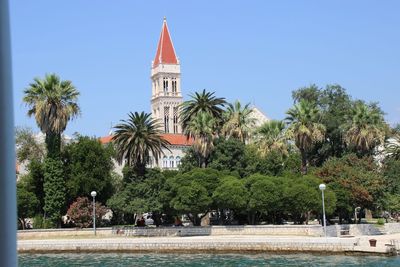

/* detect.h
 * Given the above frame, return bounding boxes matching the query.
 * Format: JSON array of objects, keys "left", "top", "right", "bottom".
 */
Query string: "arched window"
[
  {"left": 164, "top": 106, "right": 170, "bottom": 133},
  {"left": 169, "top": 156, "right": 175, "bottom": 168},
  {"left": 163, "top": 77, "right": 168, "bottom": 92},
  {"left": 172, "top": 78, "right": 177, "bottom": 93},
  {"left": 163, "top": 156, "right": 168, "bottom": 168},
  {"left": 176, "top": 156, "right": 181, "bottom": 167},
  {"left": 173, "top": 107, "right": 178, "bottom": 134}
]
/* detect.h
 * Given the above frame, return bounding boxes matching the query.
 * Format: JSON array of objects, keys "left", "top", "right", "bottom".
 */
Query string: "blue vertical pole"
[{"left": 0, "top": 0, "right": 17, "bottom": 266}]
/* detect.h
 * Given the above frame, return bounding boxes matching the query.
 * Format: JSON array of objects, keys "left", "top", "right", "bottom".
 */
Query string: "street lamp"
[
  {"left": 319, "top": 184, "right": 327, "bottom": 237},
  {"left": 91, "top": 191, "right": 97, "bottom": 236}
]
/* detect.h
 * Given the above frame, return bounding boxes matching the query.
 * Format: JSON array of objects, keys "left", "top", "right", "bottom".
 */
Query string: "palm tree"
[
  {"left": 344, "top": 102, "right": 386, "bottom": 155},
  {"left": 113, "top": 112, "right": 170, "bottom": 176},
  {"left": 23, "top": 74, "right": 80, "bottom": 158},
  {"left": 255, "top": 120, "right": 288, "bottom": 156},
  {"left": 286, "top": 100, "right": 326, "bottom": 174},
  {"left": 180, "top": 89, "right": 226, "bottom": 133},
  {"left": 222, "top": 101, "right": 256, "bottom": 143},
  {"left": 184, "top": 112, "right": 217, "bottom": 167}
]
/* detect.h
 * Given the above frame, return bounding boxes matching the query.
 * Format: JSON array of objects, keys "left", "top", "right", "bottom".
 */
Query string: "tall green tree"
[
  {"left": 315, "top": 154, "right": 385, "bottom": 221},
  {"left": 317, "top": 85, "right": 353, "bottom": 161},
  {"left": 208, "top": 138, "right": 247, "bottom": 177},
  {"left": 18, "top": 160, "right": 45, "bottom": 215},
  {"left": 62, "top": 136, "right": 115, "bottom": 205},
  {"left": 292, "top": 84, "right": 321, "bottom": 104},
  {"left": 184, "top": 112, "right": 217, "bottom": 167},
  {"left": 43, "top": 158, "right": 66, "bottom": 227},
  {"left": 180, "top": 89, "right": 226, "bottom": 133},
  {"left": 213, "top": 176, "right": 248, "bottom": 211},
  {"left": 291, "top": 84, "right": 353, "bottom": 165},
  {"left": 286, "top": 100, "right": 326, "bottom": 174},
  {"left": 17, "top": 184, "right": 39, "bottom": 229},
  {"left": 113, "top": 112, "right": 170, "bottom": 176},
  {"left": 167, "top": 168, "right": 222, "bottom": 226},
  {"left": 245, "top": 174, "right": 285, "bottom": 224},
  {"left": 23, "top": 74, "right": 80, "bottom": 158},
  {"left": 344, "top": 102, "right": 386, "bottom": 156},
  {"left": 222, "top": 101, "right": 255, "bottom": 142}
]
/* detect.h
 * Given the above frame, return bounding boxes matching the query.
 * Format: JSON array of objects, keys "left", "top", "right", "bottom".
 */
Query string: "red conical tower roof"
[{"left": 153, "top": 18, "right": 178, "bottom": 68}]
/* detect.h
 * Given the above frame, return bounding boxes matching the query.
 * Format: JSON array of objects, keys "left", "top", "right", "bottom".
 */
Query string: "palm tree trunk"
[{"left": 134, "top": 163, "right": 146, "bottom": 177}]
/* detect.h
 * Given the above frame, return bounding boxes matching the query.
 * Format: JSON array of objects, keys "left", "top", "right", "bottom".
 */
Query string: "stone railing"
[
  {"left": 18, "top": 228, "right": 112, "bottom": 239},
  {"left": 384, "top": 223, "right": 400, "bottom": 234},
  {"left": 111, "top": 225, "right": 323, "bottom": 237},
  {"left": 326, "top": 223, "right": 400, "bottom": 237}
]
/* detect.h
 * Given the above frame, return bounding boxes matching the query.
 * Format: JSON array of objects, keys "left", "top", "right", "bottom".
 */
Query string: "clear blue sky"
[{"left": 10, "top": 1, "right": 400, "bottom": 136}]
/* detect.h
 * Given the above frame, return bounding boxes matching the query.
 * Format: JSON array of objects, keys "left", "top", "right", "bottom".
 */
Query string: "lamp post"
[
  {"left": 319, "top": 184, "right": 327, "bottom": 237},
  {"left": 91, "top": 191, "right": 97, "bottom": 236}
]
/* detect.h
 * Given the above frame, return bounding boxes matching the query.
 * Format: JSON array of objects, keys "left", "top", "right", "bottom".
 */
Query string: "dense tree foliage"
[
  {"left": 43, "top": 158, "right": 66, "bottom": 227},
  {"left": 107, "top": 169, "right": 167, "bottom": 225},
  {"left": 167, "top": 168, "right": 221, "bottom": 225},
  {"left": 17, "top": 184, "right": 39, "bottom": 229},
  {"left": 62, "top": 136, "right": 115, "bottom": 205},
  {"left": 315, "top": 154, "right": 385, "bottom": 222},
  {"left": 383, "top": 158, "right": 400, "bottom": 194},
  {"left": 291, "top": 85, "right": 387, "bottom": 166},
  {"left": 19, "top": 81, "right": 400, "bottom": 228},
  {"left": 208, "top": 138, "right": 247, "bottom": 176},
  {"left": 18, "top": 160, "right": 45, "bottom": 215}
]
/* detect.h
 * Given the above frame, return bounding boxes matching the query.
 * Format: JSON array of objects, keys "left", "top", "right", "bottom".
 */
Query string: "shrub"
[{"left": 67, "top": 197, "right": 108, "bottom": 228}]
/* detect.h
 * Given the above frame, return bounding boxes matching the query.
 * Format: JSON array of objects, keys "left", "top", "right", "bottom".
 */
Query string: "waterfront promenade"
[{"left": 18, "top": 233, "right": 400, "bottom": 255}]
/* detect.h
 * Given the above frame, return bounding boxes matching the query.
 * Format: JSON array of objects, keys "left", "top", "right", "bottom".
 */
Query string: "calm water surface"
[{"left": 19, "top": 253, "right": 400, "bottom": 267}]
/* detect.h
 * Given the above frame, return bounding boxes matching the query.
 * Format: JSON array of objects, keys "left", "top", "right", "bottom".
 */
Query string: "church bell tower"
[{"left": 151, "top": 18, "right": 183, "bottom": 134}]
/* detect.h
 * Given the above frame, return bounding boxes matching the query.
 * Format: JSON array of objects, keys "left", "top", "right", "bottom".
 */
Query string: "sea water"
[{"left": 18, "top": 253, "right": 400, "bottom": 266}]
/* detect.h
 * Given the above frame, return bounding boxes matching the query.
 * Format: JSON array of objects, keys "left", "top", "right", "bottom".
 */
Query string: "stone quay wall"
[
  {"left": 112, "top": 225, "right": 324, "bottom": 237},
  {"left": 18, "top": 237, "right": 363, "bottom": 254}
]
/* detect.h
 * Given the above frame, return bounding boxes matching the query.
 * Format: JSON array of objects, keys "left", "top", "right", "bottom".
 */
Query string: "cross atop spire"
[{"left": 153, "top": 18, "right": 178, "bottom": 68}]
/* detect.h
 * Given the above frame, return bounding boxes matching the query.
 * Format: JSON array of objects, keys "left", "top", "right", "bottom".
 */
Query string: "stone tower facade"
[{"left": 151, "top": 18, "right": 183, "bottom": 134}]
